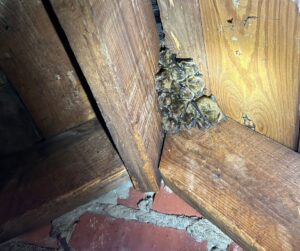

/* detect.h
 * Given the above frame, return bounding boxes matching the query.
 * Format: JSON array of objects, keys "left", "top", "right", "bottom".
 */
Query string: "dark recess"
[{"left": 151, "top": 0, "right": 165, "bottom": 40}]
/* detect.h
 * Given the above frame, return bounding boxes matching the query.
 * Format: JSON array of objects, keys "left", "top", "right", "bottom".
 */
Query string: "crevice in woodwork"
[
  {"left": 41, "top": 0, "right": 118, "bottom": 152},
  {"left": 151, "top": 0, "right": 167, "bottom": 167},
  {"left": 151, "top": 0, "right": 165, "bottom": 41}
]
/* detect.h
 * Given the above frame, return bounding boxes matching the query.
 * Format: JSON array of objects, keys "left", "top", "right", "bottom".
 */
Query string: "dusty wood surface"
[
  {"left": 0, "top": 119, "right": 129, "bottom": 243},
  {"left": 157, "top": 0, "right": 211, "bottom": 90},
  {"left": 160, "top": 119, "right": 300, "bottom": 251},
  {"left": 0, "top": 73, "right": 41, "bottom": 156},
  {"left": 0, "top": 0, "right": 95, "bottom": 137},
  {"left": 51, "top": 0, "right": 163, "bottom": 191},
  {"left": 158, "top": 0, "right": 300, "bottom": 149}
]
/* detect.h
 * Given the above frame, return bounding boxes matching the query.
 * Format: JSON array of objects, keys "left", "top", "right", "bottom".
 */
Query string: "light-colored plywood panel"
[
  {"left": 0, "top": 1, "right": 95, "bottom": 137},
  {"left": 51, "top": 0, "right": 162, "bottom": 191},
  {"left": 161, "top": 119, "right": 300, "bottom": 250},
  {"left": 158, "top": 0, "right": 300, "bottom": 149}
]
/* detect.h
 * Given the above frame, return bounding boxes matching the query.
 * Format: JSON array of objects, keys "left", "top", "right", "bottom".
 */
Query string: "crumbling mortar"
[
  {"left": 0, "top": 183, "right": 232, "bottom": 251},
  {"left": 50, "top": 198, "right": 231, "bottom": 251}
]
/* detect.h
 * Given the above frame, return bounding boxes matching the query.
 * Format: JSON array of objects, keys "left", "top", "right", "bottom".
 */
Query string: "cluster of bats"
[{"left": 155, "top": 47, "right": 226, "bottom": 134}]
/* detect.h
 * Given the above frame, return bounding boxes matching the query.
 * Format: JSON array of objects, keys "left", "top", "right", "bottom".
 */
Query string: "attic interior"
[{"left": 0, "top": 0, "right": 300, "bottom": 250}]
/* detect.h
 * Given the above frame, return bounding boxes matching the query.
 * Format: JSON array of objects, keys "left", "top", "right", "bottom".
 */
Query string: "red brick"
[
  {"left": 19, "top": 224, "right": 58, "bottom": 249},
  {"left": 117, "top": 187, "right": 145, "bottom": 209},
  {"left": 152, "top": 186, "right": 202, "bottom": 217},
  {"left": 70, "top": 213, "right": 207, "bottom": 251}
]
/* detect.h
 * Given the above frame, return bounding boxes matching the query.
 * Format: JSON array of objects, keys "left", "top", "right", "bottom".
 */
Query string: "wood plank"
[
  {"left": 158, "top": 0, "right": 300, "bottom": 149},
  {"left": 0, "top": 0, "right": 95, "bottom": 137},
  {"left": 157, "top": 0, "right": 211, "bottom": 90},
  {"left": 0, "top": 119, "right": 129, "bottom": 243},
  {"left": 160, "top": 119, "right": 300, "bottom": 251},
  {"left": 50, "top": 0, "right": 163, "bottom": 191},
  {"left": 0, "top": 72, "right": 41, "bottom": 156}
]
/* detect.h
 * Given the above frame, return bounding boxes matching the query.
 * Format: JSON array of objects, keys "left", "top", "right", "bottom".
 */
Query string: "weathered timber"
[
  {"left": 157, "top": 0, "right": 211, "bottom": 90},
  {"left": 160, "top": 119, "right": 300, "bottom": 251},
  {"left": 0, "top": 0, "right": 95, "bottom": 137},
  {"left": 0, "top": 73, "right": 41, "bottom": 156},
  {"left": 158, "top": 0, "right": 300, "bottom": 149},
  {"left": 51, "top": 0, "right": 163, "bottom": 191},
  {"left": 0, "top": 119, "right": 129, "bottom": 243}
]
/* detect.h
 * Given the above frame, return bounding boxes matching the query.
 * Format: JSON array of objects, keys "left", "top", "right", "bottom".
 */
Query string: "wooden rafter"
[
  {"left": 160, "top": 119, "right": 300, "bottom": 250},
  {"left": 0, "top": 119, "right": 129, "bottom": 243}
]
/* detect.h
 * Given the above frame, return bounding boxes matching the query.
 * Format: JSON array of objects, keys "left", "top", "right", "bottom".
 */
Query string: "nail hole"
[{"left": 227, "top": 18, "right": 233, "bottom": 24}]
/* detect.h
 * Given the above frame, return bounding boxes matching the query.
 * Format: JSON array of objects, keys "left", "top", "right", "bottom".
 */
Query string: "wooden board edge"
[{"left": 0, "top": 169, "right": 129, "bottom": 243}]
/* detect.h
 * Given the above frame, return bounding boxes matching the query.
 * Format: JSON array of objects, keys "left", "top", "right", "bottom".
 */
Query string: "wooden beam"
[
  {"left": 0, "top": 0, "right": 95, "bottom": 137},
  {"left": 0, "top": 119, "right": 129, "bottom": 243},
  {"left": 158, "top": 0, "right": 300, "bottom": 149},
  {"left": 50, "top": 0, "right": 163, "bottom": 191},
  {"left": 160, "top": 119, "right": 300, "bottom": 251},
  {"left": 157, "top": 0, "right": 211, "bottom": 89}
]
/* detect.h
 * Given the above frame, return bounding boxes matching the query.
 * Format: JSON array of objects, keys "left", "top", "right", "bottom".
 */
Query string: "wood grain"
[
  {"left": 0, "top": 119, "right": 129, "bottom": 243},
  {"left": 0, "top": 0, "right": 95, "bottom": 137},
  {"left": 158, "top": 0, "right": 300, "bottom": 149},
  {"left": 157, "top": 0, "right": 211, "bottom": 90},
  {"left": 51, "top": 0, "right": 163, "bottom": 191},
  {"left": 160, "top": 119, "right": 300, "bottom": 251}
]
